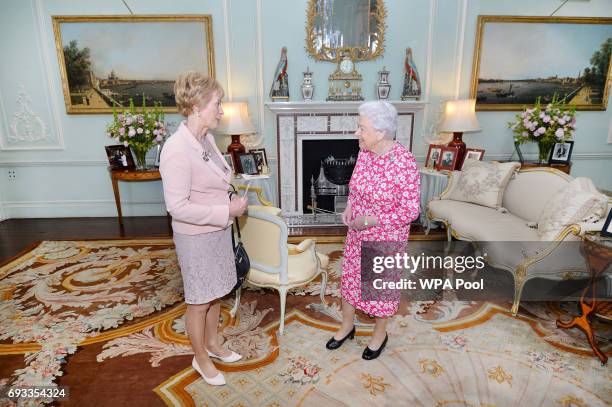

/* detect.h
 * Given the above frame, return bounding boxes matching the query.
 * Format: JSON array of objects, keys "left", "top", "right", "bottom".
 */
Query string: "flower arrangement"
[
  {"left": 508, "top": 95, "right": 576, "bottom": 162},
  {"left": 107, "top": 96, "right": 167, "bottom": 169}
]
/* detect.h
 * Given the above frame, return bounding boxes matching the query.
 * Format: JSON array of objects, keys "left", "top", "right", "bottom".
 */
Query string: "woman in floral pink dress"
[{"left": 326, "top": 101, "right": 420, "bottom": 360}]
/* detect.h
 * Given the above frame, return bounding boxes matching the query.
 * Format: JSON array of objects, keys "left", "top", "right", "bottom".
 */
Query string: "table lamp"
[
  {"left": 438, "top": 99, "right": 480, "bottom": 170},
  {"left": 215, "top": 102, "right": 256, "bottom": 165}
]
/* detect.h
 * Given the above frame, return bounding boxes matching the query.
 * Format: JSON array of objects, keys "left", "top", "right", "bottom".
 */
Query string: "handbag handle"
[{"left": 228, "top": 185, "right": 243, "bottom": 244}]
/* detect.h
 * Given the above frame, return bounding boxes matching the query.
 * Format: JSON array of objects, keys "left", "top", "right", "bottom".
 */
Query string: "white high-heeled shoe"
[
  {"left": 192, "top": 357, "right": 226, "bottom": 386},
  {"left": 207, "top": 349, "right": 243, "bottom": 363}
]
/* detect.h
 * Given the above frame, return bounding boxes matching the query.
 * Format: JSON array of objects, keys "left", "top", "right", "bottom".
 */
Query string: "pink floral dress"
[{"left": 341, "top": 142, "right": 420, "bottom": 317}]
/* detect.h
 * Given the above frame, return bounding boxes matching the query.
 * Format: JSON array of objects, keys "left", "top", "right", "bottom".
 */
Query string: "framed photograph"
[
  {"left": 439, "top": 146, "right": 459, "bottom": 171},
  {"left": 154, "top": 143, "right": 163, "bottom": 167},
  {"left": 601, "top": 209, "right": 612, "bottom": 237},
  {"left": 52, "top": 15, "right": 215, "bottom": 114},
  {"left": 222, "top": 153, "right": 236, "bottom": 173},
  {"left": 249, "top": 148, "right": 268, "bottom": 173},
  {"left": 470, "top": 16, "right": 612, "bottom": 111},
  {"left": 425, "top": 144, "right": 443, "bottom": 169},
  {"left": 462, "top": 148, "right": 485, "bottom": 169},
  {"left": 105, "top": 145, "right": 135, "bottom": 170},
  {"left": 238, "top": 153, "right": 259, "bottom": 175},
  {"left": 549, "top": 140, "right": 574, "bottom": 164}
]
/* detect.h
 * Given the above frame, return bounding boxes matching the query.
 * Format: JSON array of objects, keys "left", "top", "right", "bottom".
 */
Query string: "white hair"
[{"left": 358, "top": 101, "right": 398, "bottom": 139}]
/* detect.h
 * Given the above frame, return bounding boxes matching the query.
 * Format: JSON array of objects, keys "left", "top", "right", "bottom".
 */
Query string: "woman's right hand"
[
  {"left": 341, "top": 201, "right": 352, "bottom": 226},
  {"left": 229, "top": 195, "right": 248, "bottom": 218}
]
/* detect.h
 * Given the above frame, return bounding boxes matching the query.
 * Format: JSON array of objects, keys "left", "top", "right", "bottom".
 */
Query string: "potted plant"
[
  {"left": 107, "top": 96, "right": 167, "bottom": 170},
  {"left": 508, "top": 95, "right": 576, "bottom": 163}
]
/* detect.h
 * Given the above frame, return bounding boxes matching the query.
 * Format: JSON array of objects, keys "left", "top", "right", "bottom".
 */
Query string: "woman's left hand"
[{"left": 350, "top": 215, "right": 378, "bottom": 230}]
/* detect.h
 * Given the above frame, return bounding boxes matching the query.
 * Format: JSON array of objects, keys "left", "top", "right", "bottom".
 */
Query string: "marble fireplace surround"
[{"left": 266, "top": 101, "right": 426, "bottom": 216}]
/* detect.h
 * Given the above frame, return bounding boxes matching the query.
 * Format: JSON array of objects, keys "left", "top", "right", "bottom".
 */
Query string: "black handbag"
[{"left": 229, "top": 187, "right": 250, "bottom": 291}]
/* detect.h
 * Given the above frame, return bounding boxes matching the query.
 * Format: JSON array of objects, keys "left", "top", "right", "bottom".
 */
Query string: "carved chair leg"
[
  {"left": 278, "top": 286, "right": 288, "bottom": 336},
  {"left": 319, "top": 270, "right": 328, "bottom": 307},
  {"left": 511, "top": 277, "right": 526, "bottom": 316},
  {"left": 230, "top": 286, "right": 242, "bottom": 318}
]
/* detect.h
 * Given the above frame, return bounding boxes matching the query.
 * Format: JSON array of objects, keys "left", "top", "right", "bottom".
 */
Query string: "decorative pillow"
[
  {"left": 443, "top": 160, "right": 521, "bottom": 209},
  {"left": 537, "top": 177, "right": 608, "bottom": 240}
]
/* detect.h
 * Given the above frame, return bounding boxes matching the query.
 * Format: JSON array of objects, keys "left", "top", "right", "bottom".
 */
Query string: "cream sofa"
[{"left": 427, "top": 167, "right": 611, "bottom": 315}]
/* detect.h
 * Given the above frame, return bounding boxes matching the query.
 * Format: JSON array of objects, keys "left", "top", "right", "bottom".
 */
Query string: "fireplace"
[
  {"left": 300, "top": 137, "right": 359, "bottom": 214},
  {"left": 266, "top": 102, "right": 422, "bottom": 226}
]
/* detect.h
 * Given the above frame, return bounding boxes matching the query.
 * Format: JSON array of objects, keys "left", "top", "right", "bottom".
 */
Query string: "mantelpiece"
[
  {"left": 265, "top": 100, "right": 426, "bottom": 114},
  {"left": 266, "top": 101, "right": 425, "bottom": 221}
]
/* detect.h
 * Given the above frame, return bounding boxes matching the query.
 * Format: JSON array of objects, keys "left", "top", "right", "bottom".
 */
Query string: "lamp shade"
[
  {"left": 438, "top": 99, "right": 480, "bottom": 133},
  {"left": 215, "top": 102, "right": 256, "bottom": 135}
]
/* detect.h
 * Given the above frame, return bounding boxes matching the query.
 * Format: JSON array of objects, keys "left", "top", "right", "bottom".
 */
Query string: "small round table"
[{"left": 556, "top": 235, "right": 611, "bottom": 365}]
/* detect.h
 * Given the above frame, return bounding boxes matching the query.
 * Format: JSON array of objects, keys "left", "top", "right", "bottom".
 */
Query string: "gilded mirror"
[{"left": 306, "top": 0, "right": 386, "bottom": 62}]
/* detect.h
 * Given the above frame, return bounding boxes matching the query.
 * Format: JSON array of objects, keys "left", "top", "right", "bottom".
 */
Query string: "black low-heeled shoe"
[
  {"left": 325, "top": 326, "right": 356, "bottom": 350},
  {"left": 362, "top": 333, "right": 388, "bottom": 360}
]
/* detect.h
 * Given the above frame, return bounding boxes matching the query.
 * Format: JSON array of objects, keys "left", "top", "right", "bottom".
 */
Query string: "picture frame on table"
[
  {"left": 249, "top": 148, "right": 268, "bottom": 173},
  {"left": 238, "top": 153, "right": 259, "bottom": 175},
  {"left": 52, "top": 15, "right": 215, "bottom": 114},
  {"left": 438, "top": 146, "right": 459, "bottom": 171},
  {"left": 105, "top": 145, "right": 135, "bottom": 170},
  {"left": 154, "top": 142, "right": 163, "bottom": 167},
  {"left": 462, "top": 148, "right": 485, "bottom": 169},
  {"left": 425, "top": 144, "right": 443, "bottom": 169},
  {"left": 548, "top": 140, "right": 574, "bottom": 164},
  {"left": 222, "top": 153, "right": 236, "bottom": 174},
  {"left": 470, "top": 15, "right": 612, "bottom": 111},
  {"left": 601, "top": 209, "right": 612, "bottom": 237}
]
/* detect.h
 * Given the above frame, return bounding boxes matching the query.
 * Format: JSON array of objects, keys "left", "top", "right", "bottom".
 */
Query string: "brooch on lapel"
[{"left": 202, "top": 151, "right": 211, "bottom": 162}]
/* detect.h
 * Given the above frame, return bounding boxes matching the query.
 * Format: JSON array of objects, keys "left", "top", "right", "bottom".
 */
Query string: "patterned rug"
[{"left": 0, "top": 239, "right": 610, "bottom": 406}]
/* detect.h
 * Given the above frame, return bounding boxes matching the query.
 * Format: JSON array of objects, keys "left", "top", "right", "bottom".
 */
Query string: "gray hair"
[{"left": 358, "top": 101, "right": 398, "bottom": 139}]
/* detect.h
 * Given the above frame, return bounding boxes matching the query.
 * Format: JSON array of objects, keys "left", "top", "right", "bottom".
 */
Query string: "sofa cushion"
[
  {"left": 443, "top": 160, "right": 521, "bottom": 209},
  {"left": 537, "top": 177, "right": 608, "bottom": 240},
  {"left": 428, "top": 199, "right": 539, "bottom": 241},
  {"left": 502, "top": 168, "right": 572, "bottom": 223}
]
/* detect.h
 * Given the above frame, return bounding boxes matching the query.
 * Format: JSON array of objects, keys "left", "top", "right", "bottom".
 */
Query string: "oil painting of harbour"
[
  {"left": 52, "top": 16, "right": 215, "bottom": 114},
  {"left": 471, "top": 17, "right": 612, "bottom": 111}
]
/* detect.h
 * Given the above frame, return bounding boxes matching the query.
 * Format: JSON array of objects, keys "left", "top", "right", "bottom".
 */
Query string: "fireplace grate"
[{"left": 284, "top": 213, "right": 344, "bottom": 227}]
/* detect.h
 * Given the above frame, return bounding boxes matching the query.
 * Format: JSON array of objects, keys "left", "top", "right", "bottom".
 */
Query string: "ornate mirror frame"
[{"left": 305, "top": 0, "right": 386, "bottom": 62}]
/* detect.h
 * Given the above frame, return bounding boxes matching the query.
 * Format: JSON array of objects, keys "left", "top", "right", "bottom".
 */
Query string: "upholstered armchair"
[{"left": 230, "top": 206, "right": 329, "bottom": 335}]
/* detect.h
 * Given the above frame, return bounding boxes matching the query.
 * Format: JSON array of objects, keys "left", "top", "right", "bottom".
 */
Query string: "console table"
[
  {"left": 556, "top": 235, "right": 611, "bottom": 365},
  {"left": 109, "top": 168, "right": 170, "bottom": 233}
]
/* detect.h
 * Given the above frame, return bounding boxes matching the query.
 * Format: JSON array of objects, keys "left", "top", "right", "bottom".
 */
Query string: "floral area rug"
[{"left": 0, "top": 239, "right": 610, "bottom": 406}]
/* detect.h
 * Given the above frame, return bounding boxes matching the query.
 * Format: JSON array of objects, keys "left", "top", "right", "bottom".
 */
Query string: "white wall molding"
[
  {"left": 453, "top": 0, "right": 469, "bottom": 99},
  {"left": 6, "top": 85, "right": 53, "bottom": 146},
  {"left": 0, "top": 160, "right": 108, "bottom": 167},
  {"left": 33, "top": 0, "right": 64, "bottom": 149},
  {"left": 419, "top": 0, "right": 437, "bottom": 146},
  {"left": 222, "top": 0, "right": 233, "bottom": 100},
  {"left": 255, "top": 0, "right": 265, "bottom": 142}
]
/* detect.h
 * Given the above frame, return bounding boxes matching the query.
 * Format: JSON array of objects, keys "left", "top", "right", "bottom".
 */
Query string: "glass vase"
[
  {"left": 537, "top": 140, "right": 555, "bottom": 164},
  {"left": 131, "top": 146, "right": 149, "bottom": 170}
]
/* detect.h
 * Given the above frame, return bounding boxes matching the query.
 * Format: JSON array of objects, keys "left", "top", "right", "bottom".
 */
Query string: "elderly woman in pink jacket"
[{"left": 160, "top": 71, "right": 247, "bottom": 386}]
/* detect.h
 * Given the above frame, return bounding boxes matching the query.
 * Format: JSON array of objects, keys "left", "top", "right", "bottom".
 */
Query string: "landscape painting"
[
  {"left": 471, "top": 16, "right": 612, "bottom": 111},
  {"left": 52, "top": 15, "right": 215, "bottom": 114}
]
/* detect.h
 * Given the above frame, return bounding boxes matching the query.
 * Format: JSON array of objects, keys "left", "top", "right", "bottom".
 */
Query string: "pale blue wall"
[{"left": 0, "top": 0, "right": 610, "bottom": 219}]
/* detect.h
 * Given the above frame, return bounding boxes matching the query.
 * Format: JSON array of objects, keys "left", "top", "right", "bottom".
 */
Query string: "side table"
[
  {"left": 556, "top": 235, "right": 611, "bottom": 365},
  {"left": 109, "top": 168, "right": 171, "bottom": 234},
  {"left": 419, "top": 168, "right": 450, "bottom": 231}
]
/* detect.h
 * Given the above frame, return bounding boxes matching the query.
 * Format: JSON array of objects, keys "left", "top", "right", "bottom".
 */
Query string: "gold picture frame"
[
  {"left": 305, "top": 0, "right": 386, "bottom": 63},
  {"left": 52, "top": 15, "right": 215, "bottom": 114},
  {"left": 470, "top": 15, "right": 612, "bottom": 111}
]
